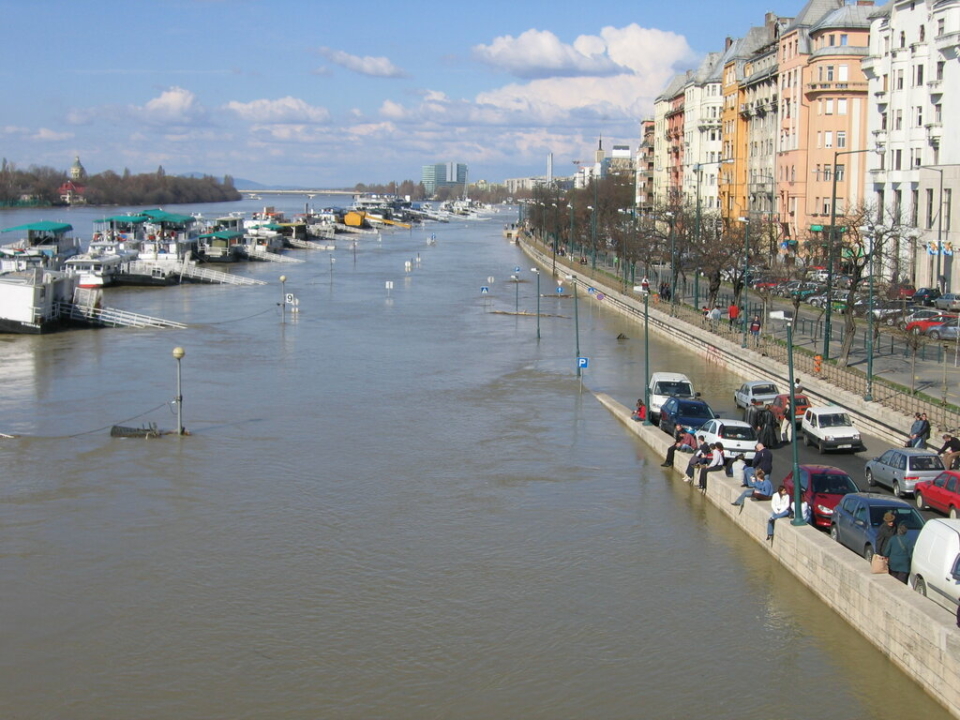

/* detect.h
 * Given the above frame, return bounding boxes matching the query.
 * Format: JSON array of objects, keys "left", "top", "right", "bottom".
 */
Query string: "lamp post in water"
[
  {"left": 172, "top": 346, "right": 185, "bottom": 436},
  {"left": 280, "top": 275, "right": 287, "bottom": 325},
  {"left": 531, "top": 267, "right": 541, "bottom": 340}
]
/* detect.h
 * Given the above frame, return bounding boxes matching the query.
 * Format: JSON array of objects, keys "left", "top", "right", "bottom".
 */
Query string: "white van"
[
  {"left": 648, "top": 372, "right": 697, "bottom": 421},
  {"left": 910, "top": 518, "right": 960, "bottom": 613}
]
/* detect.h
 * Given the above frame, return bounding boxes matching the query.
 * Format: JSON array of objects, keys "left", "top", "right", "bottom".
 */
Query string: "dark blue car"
[
  {"left": 658, "top": 396, "right": 717, "bottom": 435},
  {"left": 830, "top": 492, "right": 925, "bottom": 561}
]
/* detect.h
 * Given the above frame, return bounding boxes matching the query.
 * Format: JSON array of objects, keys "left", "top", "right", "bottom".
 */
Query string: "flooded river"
[{"left": 0, "top": 197, "right": 950, "bottom": 719}]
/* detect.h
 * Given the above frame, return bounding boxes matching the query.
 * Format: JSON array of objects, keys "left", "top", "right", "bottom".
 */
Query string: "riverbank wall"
[{"left": 519, "top": 242, "right": 960, "bottom": 718}]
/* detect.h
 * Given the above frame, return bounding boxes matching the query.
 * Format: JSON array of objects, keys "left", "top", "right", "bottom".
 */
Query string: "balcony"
[
  {"left": 869, "top": 168, "right": 887, "bottom": 182},
  {"left": 936, "top": 30, "right": 960, "bottom": 58},
  {"left": 872, "top": 128, "right": 888, "bottom": 139},
  {"left": 805, "top": 81, "right": 869, "bottom": 95},
  {"left": 928, "top": 78, "right": 944, "bottom": 94},
  {"left": 926, "top": 122, "right": 943, "bottom": 145}
]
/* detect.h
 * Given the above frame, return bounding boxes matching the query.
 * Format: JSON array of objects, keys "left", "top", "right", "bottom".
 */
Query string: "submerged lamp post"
[
  {"left": 531, "top": 267, "right": 541, "bottom": 340},
  {"left": 569, "top": 274, "right": 581, "bottom": 377},
  {"left": 172, "top": 346, "right": 185, "bottom": 436},
  {"left": 280, "top": 274, "right": 287, "bottom": 325}
]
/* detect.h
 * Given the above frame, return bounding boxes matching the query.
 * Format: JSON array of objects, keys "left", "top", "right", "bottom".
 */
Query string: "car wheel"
[
  {"left": 803, "top": 432, "right": 812, "bottom": 447},
  {"left": 886, "top": 316, "right": 897, "bottom": 327},
  {"left": 818, "top": 439, "right": 826, "bottom": 455},
  {"left": 893, "top": 480, "right": 902, "bottom": 498},
  {"left": 951, "top": 507, "right": 958, "bottom": 520},
  {"left": 914, "top": 575, "right": 927, "bottom": 597},
  {"left": 916, "top": 492, "right": 926, "bottom": 510},
  {"left": 898, "top": 321, "right": 907, "bottom": 330},
  {"left": 911, "top": 327, "right": 921, "bottom": 335},
  {"left": 866, "top": 469, "right": 876, "bottom": 487},
  {"left": 930, "top": 330, "right": 941, "bottom": 340},
  {"left": 864, "top": 544, "right": 875, "bottom": 562},
  {"left": 829, "top": 524, "right": 839, "bottom": 541}
]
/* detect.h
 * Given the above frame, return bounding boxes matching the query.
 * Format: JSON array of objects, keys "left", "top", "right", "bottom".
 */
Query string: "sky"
[{"left": 2, "top": 0, "right": 790, "bottom": 188}]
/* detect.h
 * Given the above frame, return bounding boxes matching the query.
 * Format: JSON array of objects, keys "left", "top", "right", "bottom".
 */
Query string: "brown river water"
[{"left": 0, "top": 197, "right": 950, "bottom": 719}]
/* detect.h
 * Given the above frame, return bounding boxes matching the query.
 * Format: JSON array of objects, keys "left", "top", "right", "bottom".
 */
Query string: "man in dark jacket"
[
  {"left": 742, "top": 442, "right": 773, "bottom": 486},
  {"left": 937, "top": 433, "right": 960, "bottom": 470}
]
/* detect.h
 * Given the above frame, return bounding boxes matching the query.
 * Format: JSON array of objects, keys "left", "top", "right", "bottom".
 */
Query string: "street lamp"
[
  {"left": 531, "top": 267, "right": 541, "bottom": 340},
  {"left": 666, "top": 212, "right": 677, "bottom": 313},
  {"left": 642, "top": 284, "right": 652, "bottom": 425},
  {"left": 738, "top": 216, "right": 751, "bottom": 348},
  {"left": 172, "top": 346, "right": 185, "bottom": 436},
  {"left": 568, "top": 274, "right": 581, "bottom": 377},
  {"left": 824, "top": 147, "right": 880, "bottom": 359},
  {"left": 861, "top": 225, "right": 879, "bottom": 401},
  {"left": 925, "top": 166, "right": 946, "bottom": 293},
  {"left": 770, "top": 311, "right": 804, "bottom": 525},
  {"left": 280, "top": 274, "right": 287, "bottom": 324}
]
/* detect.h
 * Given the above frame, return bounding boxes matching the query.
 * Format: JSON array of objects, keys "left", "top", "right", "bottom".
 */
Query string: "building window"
[
  {"left": 826, "top": 65, "right": 835, "bottom": 81},
  {"left": 825, "top": 99, "right": 834, "bottom": 115},
  {"left": 939, "top": 18, "right": 946, "bottom": 36},
  {"left": 837, "top": 131, "right": 847, "bottom": 148},
  {"left": 927, "top": 188, "right": 935, "bottom": 229},
  {"left": 920, "top": 25, "right": 926, "bottom": 42},
  {"left": 916, "top": 106, "right": 924, "bottom": 127},
  {"left": 840, "top": 34, "right": 848, "bottom": 46},
  {"left": 894, "top": 190, "right": 903, "bottom": 222},
  {"left": 836, "top": 164, "right": 845, "bottom": 182},
  {"left": 912, "top": 189, "right": 920, "bottom": 226},
  {"left": 900, "top": 31, "right": 906, "bottom": 48},
  {"left": 825, "top": 131, "right": 834, "bottom": 148},
  {"left": 916, "top": 65, "right": 924, "bottom": 86},
  {"left": 838, "top": 65, "right": 848, "bottom": 82},
  {"left": 946, "top": 189, "right": 953, "bottom": 232},
  {"left": 894, "top": 149, "right": 902, "bottom": 170},
  {"left": 824, "top": 165, "right": 833, "bottom": 182},
  {"left": 837, "top": 98, "right": 847, "bottom": 115},
  {"left": 895, "top": 109, "right": 903, "bottom": 130},
  {"left": 896, "top": 70, "right": 904, "bottom": 90}
]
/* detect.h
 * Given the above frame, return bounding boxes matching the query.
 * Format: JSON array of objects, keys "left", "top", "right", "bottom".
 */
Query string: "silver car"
[
  {"left": 926, "top": 321, "right": 960, "bottom": 341},
  {"left": 733, "top": 380, "right": 780, "bottom": 409},
  {"left": 933, "top": 293, "right": 960, "bottom": 312},
  {"left": 864, "top": 448, "right": 944, "bottom": 497}
]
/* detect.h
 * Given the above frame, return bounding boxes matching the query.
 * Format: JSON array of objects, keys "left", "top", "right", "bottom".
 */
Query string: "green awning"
[
  {"left": 2, "top": 221, "right": 73, "bottom": 234},
  {"left": 199, "top": 230, "right": 244, "bottom": 240},
  {"left": 139, "top": 209, "right": 195, "bottom": 225},
  {"left": 96, "top": 215, "right": 148, "bottom": 225}
]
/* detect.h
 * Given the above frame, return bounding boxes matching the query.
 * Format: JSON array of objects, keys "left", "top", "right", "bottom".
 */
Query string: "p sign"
[{"left": 577, "top": 357, "right": 589, "bottom": 369}]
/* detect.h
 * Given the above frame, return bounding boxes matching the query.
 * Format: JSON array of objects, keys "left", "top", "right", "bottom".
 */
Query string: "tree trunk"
[{"left": 837, "top": 312, "right": 857, "bottom": 367}]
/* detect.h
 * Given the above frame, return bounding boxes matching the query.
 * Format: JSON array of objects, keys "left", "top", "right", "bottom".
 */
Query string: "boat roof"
[
  {"left": 199, "top": 230, "right": 244, "bottom": 240},
  {"left": 250, "top": 223, "right": 284, "bottom": 230},
  {"left": 96, "top": 214, "right": 149, "bottom": 225},
  {"left": 2, "top": 221, "right": 73, "bottom": 234},
  {"left": 139, "top": 209, "right": 195, "bottom": 225}
]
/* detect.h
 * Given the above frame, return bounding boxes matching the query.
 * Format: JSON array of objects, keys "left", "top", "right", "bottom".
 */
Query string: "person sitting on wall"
[
  {"left": 766, "top": 485, "right": 792, "bottom": 541},
  {"left": 684, "top": 436, "right": 711, "bottom": 482},
  {"left": 698, "top": 442, "right": 726, "bottom": 492},
  {"left": 662, "top": 427, "right": 697, "bottom": 468},
  {"left": 937, "top": 433, "right": 960, "bottom": 470},
  {"left": 742, "top": 442, "right": 773, "bottom": 486},
  {"left": 631, "top": 399, "right": 647, "bottom": 422},
  {"left": 731, "top": 468, "right": 772, "bottom": 507}
]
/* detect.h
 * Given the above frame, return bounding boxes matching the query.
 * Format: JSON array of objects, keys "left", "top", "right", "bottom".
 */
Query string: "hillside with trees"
[{"left": 0, "top": 160, "right": 241, "bottom": 207}]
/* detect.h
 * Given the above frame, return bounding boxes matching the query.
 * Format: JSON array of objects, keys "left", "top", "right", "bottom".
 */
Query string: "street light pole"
[
  {"left": 739, "top": 216, "right": 750, "bottom": 348},
  {"left": 531, "top": 267, "right": 541, "bottom": 340},
  {"left": 777, "top": 314, "right": 804, "bottom": 526},
  {"left": 172, "top": 346, "right": 185, "bottom": 436},
  {"left": 280, "top": 274, "right": 287, "bottom": 324},
  {"left": 573, "top": 276, "right": 581, "bottom": 377},
  {"left": 643, "top": 289, "right": 652, "bottom": 425},
  {"left": 865, "top": 228, "right": 876, "bottom": 401},
  {"left": 668, "top": 213, "right": 677, "bottom": 314}
]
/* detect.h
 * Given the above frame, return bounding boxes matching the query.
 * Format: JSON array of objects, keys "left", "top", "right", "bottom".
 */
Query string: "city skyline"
[{"left": 2, "top": 0, "right": 785, "bottom": 187}]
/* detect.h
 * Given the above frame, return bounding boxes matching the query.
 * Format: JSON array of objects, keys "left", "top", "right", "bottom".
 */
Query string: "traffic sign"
[
  {"left": 556, "top": 287, "right": 564, "bottom": 294},
  {"left": 480, "top": 286, "right": 489, "bottom": 294},
  {"left": 577, "top": 357, "right": 589, "bottom": 369}
]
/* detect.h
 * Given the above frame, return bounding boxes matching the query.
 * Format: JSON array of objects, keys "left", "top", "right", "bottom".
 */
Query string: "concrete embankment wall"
[
  {"left": 517, "top": 242, "right": 959, "bottom": 715},
  {"left": 597, "top": 392, "right": 960, "bottom": 718}
]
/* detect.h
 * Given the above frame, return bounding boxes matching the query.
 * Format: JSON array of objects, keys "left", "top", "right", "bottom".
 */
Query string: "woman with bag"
[
  {"left": 886, "top": 523, "right": 915, "bottom": 583},
  {"left": 872, "top": 512, "right": 897, "bottom": 574}
]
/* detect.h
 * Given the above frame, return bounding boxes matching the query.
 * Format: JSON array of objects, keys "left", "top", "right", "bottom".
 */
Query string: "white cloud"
[
  {"left": 473, "top": 28, "right": 623, "bottom": 79},
  {"left": 473, "top": 24, "right": 694, "bottom": 82},
  {"left": 224, "top": 97, "right": 330, "bottom": 124},
  {"left": 33, "top": 128, "right": 74, "bottom": 141},
  {"left": 130, "top": 87, "right": 207, "bottom": 126},
  {"left": 317, "top": 47, "right": 406, "bottom": 78}
]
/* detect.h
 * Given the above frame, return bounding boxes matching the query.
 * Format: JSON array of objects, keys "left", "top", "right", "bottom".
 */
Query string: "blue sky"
[{"left": 1, "top": 0, "right": 784, "bottom": 188}]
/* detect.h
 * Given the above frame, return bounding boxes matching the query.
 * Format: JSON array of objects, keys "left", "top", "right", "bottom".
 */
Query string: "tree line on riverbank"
[{"left": 0, "top": 160, "right": 241, "bottom": 207}]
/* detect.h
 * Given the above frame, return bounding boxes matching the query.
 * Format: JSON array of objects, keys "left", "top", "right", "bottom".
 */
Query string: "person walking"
[
  {"left": 756, "top": 404, "right": 779, "bottom": 448},
  {"left": 708, "top": 305, "right": 722, "bottom": 331},
  {"left": 886, "top": 523, "right": 915, "bottom": 583},
  {"left": 767, "top": 485, "right": 792, "bottom": 540},
  {"left": 727, "top": 302, "right": 740, "bottom": 330},
  {"left": 749, "top": 315, "right": 761, "bottom": 345}
]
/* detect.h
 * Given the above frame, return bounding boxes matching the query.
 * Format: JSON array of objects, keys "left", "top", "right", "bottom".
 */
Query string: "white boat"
[
  {"left": 0, "top": 221, "right": 82, "bottom": 269},
  {"left": 63, "top": 252, "right": 124, "bottom": 288},
  {"left": 0, "top": 268, "right": 79, "bottom": 334}
]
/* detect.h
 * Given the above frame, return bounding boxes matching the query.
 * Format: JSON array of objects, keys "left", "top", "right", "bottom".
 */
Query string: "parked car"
[
  {"left": 800, "top": 406, "right": 866, "bottom": 454},
  {"left": 658, "top": 396, "right": 717, "bottom": 436},
  {"left": 890, "top": 284, "right": 916, "bottom": 300},
  {"left": 925, "top": 320, "right": 960, "bottom": 341},
  {"left": 850, "top": 298, "right": 912, "bottom": 324},
  {"left": 898, "top": 307, "right": 950, "bottom": 330},
  {"left": 915, "top": 471, "right": 960, "bottom": 518},
  {"left": 910, "top": 518, "right": 960, "bottom": 613},
  {"left": 783, "top": 465, "right": 860, "bottom": 528},
  {"left": 864, "top": 448, "right": 945, "bottom": 497},
  {"left": 776, "top": 280, "right": 819, "bottom": 299},
  {"left": 648, "top": 371, "right": 697, "bottom": 421},
  {"left": 769, "top": 393, "right": 812, "bottom": 426},
  {"left": 933, "top": 293, "right": 960, "bottom": 312},
  {"left": 698, "top": 418, "right": 757, "bottom": 461},
  {"left": 913, "top": 287, "right": 943, "bottom": 306},
  {"left": 734, "top": 380, "right": 780, "bottom": 410},
  {"left": 905, "top": 312, "right": 959, "bottom": 334},
  {"left": 830, "top": 493, "right": 925, "bottom": 561}
]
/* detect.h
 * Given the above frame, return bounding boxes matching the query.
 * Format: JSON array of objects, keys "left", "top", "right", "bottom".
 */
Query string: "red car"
[
  {"left": 904, "top": 313, "right": 958, "bottom": 334},
  {"left": 915, "top": 471, "right": 960, "bottom": 519},
  {"left": 783, "top": 465, "right": 860, "bottom": 528},
  {"left": 769, "top": 393, "right": 812, "bottom": 425}
]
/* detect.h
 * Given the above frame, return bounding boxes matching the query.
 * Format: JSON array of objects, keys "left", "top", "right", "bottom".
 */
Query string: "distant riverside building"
[{"left": 421, "top": 162, "right": 468, "bottom": 195}]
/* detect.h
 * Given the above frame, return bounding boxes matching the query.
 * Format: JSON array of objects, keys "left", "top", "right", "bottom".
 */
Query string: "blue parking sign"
[{"left": 577, "top": 357, "right": 588, "bottom": 369}]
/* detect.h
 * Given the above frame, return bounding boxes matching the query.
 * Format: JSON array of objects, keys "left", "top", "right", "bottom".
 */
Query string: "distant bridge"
[{"left": 237, "top": 189, "right": 355, "bottom": 196}]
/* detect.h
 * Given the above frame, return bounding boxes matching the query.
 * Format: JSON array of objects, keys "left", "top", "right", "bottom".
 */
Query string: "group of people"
[
  {"left": 730, "top": 442, "right": 810, "bottom": 540},
  {"left": 875, "top": 511, "right": 915, "bottom": 584},
  {"left": 907, "top": 412, "right": 932, "bottom": 448},
  {"left": 659, "top": 425, "right": 726, "bottom": 491},
  {"left": 744, "top": 399, "right": 782, "bottom": 448}
]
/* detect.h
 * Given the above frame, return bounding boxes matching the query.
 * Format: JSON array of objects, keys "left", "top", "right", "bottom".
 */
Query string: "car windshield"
[
  {"left": 679, "top": 402, "right": 714, "bottom": 419},
  {"left": 810, "top": 472, "right": 857, "bottom": 494},
  {"left": 910, "top": 455, "right": 945, "bottom": 471},
  {"left": 656, "top": 381, "right": 693, "bottom": 397},
  {"left": 752, "top": 384, "right": 777, "bottom": 395},
  {"left": 818, "top": 413, "right": 851, "bottom": 428},
  {"left": 868, "top": 506, "right": 925, "bottom": 529},
  {"left": 721, "top": 425, "right": 756, "bottom": 441}
]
